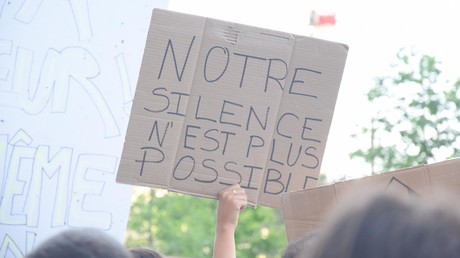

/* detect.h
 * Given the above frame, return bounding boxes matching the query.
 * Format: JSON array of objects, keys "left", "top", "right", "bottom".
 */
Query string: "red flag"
[{"left": 310, "top": 10, "right": 336, "bottom": 26}]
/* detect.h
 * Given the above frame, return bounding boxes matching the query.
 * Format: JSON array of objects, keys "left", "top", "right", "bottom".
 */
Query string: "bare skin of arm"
[{"left": 213, "top": 184, "right": 248, "bottom": 258}]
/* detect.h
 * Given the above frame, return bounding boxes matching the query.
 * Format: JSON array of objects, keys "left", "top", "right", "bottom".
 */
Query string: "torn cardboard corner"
[
  {"left": 281, "top": 157, "right": 460, "bottom": 243},
  {"left": 116, "top": 8, "right": 349, "bottom": 208}
]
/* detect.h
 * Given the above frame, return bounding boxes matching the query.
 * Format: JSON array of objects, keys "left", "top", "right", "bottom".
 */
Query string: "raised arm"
[{"left": 213, "top": 184, "right": 248, "bottom": 258}]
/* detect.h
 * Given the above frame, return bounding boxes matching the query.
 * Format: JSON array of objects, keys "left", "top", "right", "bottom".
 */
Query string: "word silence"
[{"left": 117, "top": 9, "right": 348, "bottom": 208}]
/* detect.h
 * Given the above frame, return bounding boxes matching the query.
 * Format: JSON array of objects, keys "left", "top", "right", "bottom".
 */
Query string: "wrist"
[{"left": 216, "top": 224, "right": 236, "bottom": 234}]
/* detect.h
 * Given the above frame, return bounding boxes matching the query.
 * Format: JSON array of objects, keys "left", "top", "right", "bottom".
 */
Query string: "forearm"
[
  {"left": 213, "top": 184, "right": 247, "bottom": 258},
  {"left": 213, "top": 227, "right": 236, "bottom": 258}
]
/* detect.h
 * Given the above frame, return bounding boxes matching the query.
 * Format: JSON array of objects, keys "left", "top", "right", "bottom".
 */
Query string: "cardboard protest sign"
[
  {"left": 117, "top": 9, "right": 348, "bottom": 208},
  {"left": 281, "top": 158, "right": 460, "bottom": 242}
]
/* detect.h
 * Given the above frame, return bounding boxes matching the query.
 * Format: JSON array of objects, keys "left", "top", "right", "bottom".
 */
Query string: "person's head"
[
  {"left": 129, "top": 247, "right": 164, "bottom": 258},
  {"left": 303, "top": 191, "right": 460, "bottom": 258},
  {"left": 282, "top": 230, "right": 319, "bottom": 258},
  {"left": 25, "top": 228, "right": 132, "bottom": 258}
]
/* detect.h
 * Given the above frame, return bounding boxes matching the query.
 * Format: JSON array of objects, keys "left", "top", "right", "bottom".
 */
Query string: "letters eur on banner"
[{"left": 117, "top": 9, "right": 348, "bottom": 208}]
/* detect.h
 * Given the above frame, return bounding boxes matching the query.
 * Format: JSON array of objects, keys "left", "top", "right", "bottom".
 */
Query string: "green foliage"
[
  {"left": 351, "top": 47, "right": 460, "bottom": 173},
  {"left": 235, "top": 205, "right": 287, "bottom": 258},
  {"left": 125, "top": 189, "right": 287, "bottom": 258}
]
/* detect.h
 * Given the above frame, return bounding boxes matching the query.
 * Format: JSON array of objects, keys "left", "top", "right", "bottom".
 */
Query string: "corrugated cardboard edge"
[
  {"left": 281, "top": 183, "right": 338, "bottom": 241},
  {"left": 281, "top": 157, "right": 460, "bottom": 242}
]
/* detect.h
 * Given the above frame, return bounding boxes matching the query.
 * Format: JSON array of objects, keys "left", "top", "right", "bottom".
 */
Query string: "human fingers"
[
  {"left": 219, "top": 185, "right": 247, "bottom": 211},
  {"left": 233, "top": 188, "right": 248, "bottom": 211},
  {"left": 219, "top": 184, "right": 244, "bottom": 199},
  {"left": 227, "top": 184, "right": 246, "bottom": 196}
]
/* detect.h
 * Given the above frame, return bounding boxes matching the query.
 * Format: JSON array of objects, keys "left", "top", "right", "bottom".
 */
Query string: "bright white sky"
[{"left": 167, "top": 0, "right": 460, "bottom": 182}]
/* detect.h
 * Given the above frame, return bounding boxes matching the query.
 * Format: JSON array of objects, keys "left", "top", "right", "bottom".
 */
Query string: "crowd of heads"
[{"left": 25, "top": 189, "right": 460, "bottom": 258}]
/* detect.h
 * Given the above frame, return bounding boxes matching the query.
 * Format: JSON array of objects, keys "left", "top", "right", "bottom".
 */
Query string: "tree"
[
  {"left": 351, "top": 47, "right": 460, "bottom": 173},
  {"left": 125, "top": 188, "right": 287, "bottom": 258}
]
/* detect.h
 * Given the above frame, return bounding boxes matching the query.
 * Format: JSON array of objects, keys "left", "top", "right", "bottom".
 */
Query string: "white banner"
[{"left": 0, "top": 1, "right": 168, "bottom": 257}]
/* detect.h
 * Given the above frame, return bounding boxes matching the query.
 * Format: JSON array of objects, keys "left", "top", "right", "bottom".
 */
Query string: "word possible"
[{"left": 135, "top": 36, "right": 323, "bottom": 194}]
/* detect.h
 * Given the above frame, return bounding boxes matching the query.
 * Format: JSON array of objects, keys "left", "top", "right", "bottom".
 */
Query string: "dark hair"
[
  {"left": 305, "top": 192, "right": 460, "bottom": 258},
  {"left": 129, "top": 247, "right": 164, "bottom": 258},
  {"left": 25, "top": 228, "right": 132, "bottom": 258},
  {"left": 282, "top": 230, "right": 319, "bottom": 258}
]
